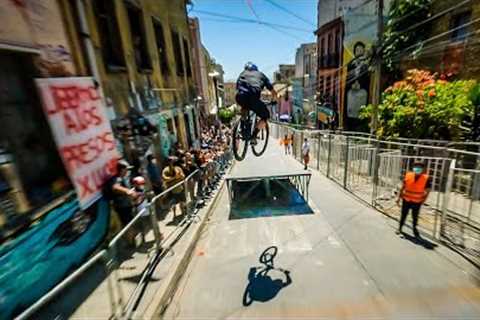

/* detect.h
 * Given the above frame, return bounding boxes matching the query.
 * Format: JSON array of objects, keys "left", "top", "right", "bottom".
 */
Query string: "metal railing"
[
  {"left": 15, "top": 151, "right": 233, "bottom": 320},
  {"left": 271, "top": 122, "right": 480, "bottom": 264}
]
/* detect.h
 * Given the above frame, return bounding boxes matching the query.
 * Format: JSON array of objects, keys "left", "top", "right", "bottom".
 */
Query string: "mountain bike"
[{"left": 232, "top": 103, "right": 272, "bottom": 161}]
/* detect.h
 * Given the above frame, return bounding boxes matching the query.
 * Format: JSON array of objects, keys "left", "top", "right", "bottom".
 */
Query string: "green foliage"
[
  {"left": 467, "top": 84, "right": 480, "bottom": 140},
  {"left": 360, "top": 69, "right": 476, "bottom": 140},
  {"left": 469, "top": 83, "right": 480, "bottom": 106},
  {"left": 218, "top": 108, "right": 236, "bottom": 124},
  {"left": 383, "top": 0, "right": 431, "bottom": 73}
]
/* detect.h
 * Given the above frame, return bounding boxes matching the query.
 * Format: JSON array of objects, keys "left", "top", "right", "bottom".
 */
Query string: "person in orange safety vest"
[{"left": 396, "top": 161, "right": 431, "bottom": 237}]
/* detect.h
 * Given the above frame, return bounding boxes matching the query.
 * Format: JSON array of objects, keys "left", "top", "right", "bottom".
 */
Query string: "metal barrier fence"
[
  {"left": 271, "top": 122, "right": 480, "bottom": 264},
  {"left": 15, "top": 151, "right": 233, "bottom": 320}
]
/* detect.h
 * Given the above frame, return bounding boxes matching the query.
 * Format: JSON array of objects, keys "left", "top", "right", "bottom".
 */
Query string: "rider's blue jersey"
[{"left": 236, "top": 70, "right": 273, "bottom": 97}]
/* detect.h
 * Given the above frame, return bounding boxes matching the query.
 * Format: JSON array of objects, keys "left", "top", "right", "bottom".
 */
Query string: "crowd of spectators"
[{"left": 106, "top": 124, "right": 232, "bottom": 236}]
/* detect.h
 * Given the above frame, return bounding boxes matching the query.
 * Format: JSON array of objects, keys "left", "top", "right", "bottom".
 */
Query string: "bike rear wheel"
[
  {"left": 251, "top": 122, "right": 269, "bottom": 157},
  {"left": 232, "top": 120, "right": 248, "bottom": 161}
]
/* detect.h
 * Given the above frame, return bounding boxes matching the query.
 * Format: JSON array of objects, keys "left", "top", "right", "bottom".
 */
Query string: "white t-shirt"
[{"left": 302, "top": 142, "right": 310, "bottom": 156}]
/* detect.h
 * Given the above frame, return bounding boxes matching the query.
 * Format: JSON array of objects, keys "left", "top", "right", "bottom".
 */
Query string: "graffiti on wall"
[{"left": 36, "top": 44, "right": 73, "bottom": 77}]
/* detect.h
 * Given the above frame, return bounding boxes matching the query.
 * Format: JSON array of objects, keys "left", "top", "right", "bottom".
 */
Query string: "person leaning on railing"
[
  {"left": 181, "top": 151, "right": 198, "bottom": 207},
  {"left": 396, "top": 161, "right": 431, "bottom": 238},
  {"left": 104, "top": 160, "right": 140, "bottom": 228},
  {"left": 162, "top": 156, "right": 186, "bottom": 218}
]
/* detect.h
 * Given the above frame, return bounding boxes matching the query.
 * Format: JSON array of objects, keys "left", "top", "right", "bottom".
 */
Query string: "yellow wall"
[
  {"left": 77, "top": 0, "right": 195, "bottom": 147},
  {"left": 0, "top": 0, "right": 77, "bottom": 77}
]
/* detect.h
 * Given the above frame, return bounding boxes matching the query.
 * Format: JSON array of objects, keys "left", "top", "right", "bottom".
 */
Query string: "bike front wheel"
[
  {"left": 251, "top": 123, "right": 269, "bottom": 157},
  {"left": 232, "top": 120, "right": 248, "bottom": 161}
]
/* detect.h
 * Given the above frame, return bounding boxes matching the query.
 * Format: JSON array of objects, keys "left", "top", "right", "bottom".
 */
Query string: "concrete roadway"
[{"left": 162, "top": 139, "right": 480, "bottom": 319}]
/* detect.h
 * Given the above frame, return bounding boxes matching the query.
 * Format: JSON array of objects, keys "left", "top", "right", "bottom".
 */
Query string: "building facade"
[
  {"left": 315, "top": 17, "right": 343, "bottom": 128},
  {"left": 294, "top": 43, "right": 317, "bottom": 123},
  {"left": 274, "top": 64, "right": 296, "bottom": 83},
  {"left": 224, "top": 82, "right": 237, "bottom": 107},
  {"left": 0, "top": 0, "right": 212, "bottom": 240},
  {"left": 81, "top": 0, "right": 200, "bottom": 154},
  {"left": 0, "top": 0, "right": 80, "bottom": 238},
  {"left": 189, "top": 17, "right": 210, "bottom": 119},
  {"left": 295, "top": 43, "right": 317, "bottom": 100},
  {"left": 400, "top": 0, "right": 480, "bottom": 80},
  {"left": 317, "top": 0, "right": 364, "bottom": 28}
]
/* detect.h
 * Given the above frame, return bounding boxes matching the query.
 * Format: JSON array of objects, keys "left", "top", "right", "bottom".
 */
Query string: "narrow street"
[{"left": 163, "top": 139, "right": 480, "bottom": 319}]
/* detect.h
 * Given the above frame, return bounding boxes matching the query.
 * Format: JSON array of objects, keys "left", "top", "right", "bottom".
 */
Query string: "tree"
[
  {"left": 468, "top": 84, "right": 480, "bottom": 141},
  {"left": 218, "top": 108, "right": 235, "bottom": 124},
  {"left": 360, "top": 69, "right": 476, "bottom": 140}
]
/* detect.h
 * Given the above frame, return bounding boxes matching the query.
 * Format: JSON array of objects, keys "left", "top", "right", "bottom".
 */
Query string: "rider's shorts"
[{"left": 235, "top": 92, "right": 270, "bottom": 120}]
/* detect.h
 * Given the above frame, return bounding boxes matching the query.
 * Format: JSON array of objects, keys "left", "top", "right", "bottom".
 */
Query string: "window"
[
  {"left": 328, "top": 34, "right": 333, "bottom": 54},
  {"left": 335, "top": 29, "right": 340, "bottom": 54},
  {"left": 326, "top": 76, "right": 331, "bottom": 96},
  {"left": 320, "top": 37, "right": 326, "bottom": 67},
  {"left": 183, "top": 38, "right": 192, "bottom": 77},
  {"left": 152, "top": 18, "right": 169, "bottom": 75},
  {"left": 94, "top": 0, "right": 125, "bottom": 69},
  {"left": 451, "top": 12, "right": 471, "bottom": 42},
  {"left": 171, "top": 29, "right": 185, "bottom": 76},
  {"left": 319, "top": 75, "right": 325, "bottom": 95},
  {"left": 304, "top": 55, "right": 311, "bottom": 79},
  {"left": 126, "top": 3, "right": 152, "bottom": 71}
]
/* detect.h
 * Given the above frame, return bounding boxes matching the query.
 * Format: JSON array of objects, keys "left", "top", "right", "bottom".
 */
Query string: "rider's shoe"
[{"left": 250, "top": 137, "right": 258, "bottom": 146}]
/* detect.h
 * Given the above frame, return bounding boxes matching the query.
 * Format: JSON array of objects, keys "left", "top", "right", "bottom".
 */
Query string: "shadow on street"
[
  {"left": 402, "top": 232, "right": 438, "bottom": 250},
  {"left": 242, "top": 246, "right": 292, "bottom": 306}
]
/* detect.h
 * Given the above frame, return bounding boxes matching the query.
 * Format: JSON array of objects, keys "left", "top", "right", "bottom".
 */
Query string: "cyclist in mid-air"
[{"left": 236, "top": 62, "right": 277, "bottom": 145}]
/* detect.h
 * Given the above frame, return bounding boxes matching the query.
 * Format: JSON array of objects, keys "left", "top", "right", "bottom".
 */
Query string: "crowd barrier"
[
  {"left": 15, "top": 151, "right": 233, "bottom": 320},
  {"left": 271, "top": 122, "right": 480, "bottom": 265}
]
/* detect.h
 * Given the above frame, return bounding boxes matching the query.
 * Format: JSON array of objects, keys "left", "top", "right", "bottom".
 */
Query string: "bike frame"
[{"left": 240, "top": 107, "right": 257, "bottom": 141}]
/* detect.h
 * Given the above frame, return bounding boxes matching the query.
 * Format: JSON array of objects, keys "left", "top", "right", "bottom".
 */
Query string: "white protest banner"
[{"left": 36, "top": 77, "right": 119, "bottom": 209}]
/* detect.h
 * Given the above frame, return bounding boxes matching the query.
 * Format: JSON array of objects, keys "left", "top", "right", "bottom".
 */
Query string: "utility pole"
[{"left": 371, "top": 0, "right": 384, "bottom": 133}]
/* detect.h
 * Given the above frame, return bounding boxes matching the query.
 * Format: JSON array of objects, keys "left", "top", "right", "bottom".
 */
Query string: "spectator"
[
  {"left": 290, "top": 133, "right": 294, "bottom": 154},
  {"left": 162, "top": 156, "right": 186, "bottom": 218},
  {"left": 146, "top": 154, "right": 162, "bottom": 194},
  {"left": 107, "top": 160, "right": 139, "bottom": 228},
  {"left": 281, "top": 134, "right": 290, "bottom": 155},
  {"left": 182, "top": 152, "right": 199, "bottom": 206},
  {"left": 302, "top": 138, "right": 310, "bottom": 170}
]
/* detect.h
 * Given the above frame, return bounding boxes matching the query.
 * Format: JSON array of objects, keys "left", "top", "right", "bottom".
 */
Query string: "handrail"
[
  {"left": 15, "top": 249, "right": 107, "bottom": 320},
  {"left": 151, "top": 168, "right": 200, "bottom": 203},
  {"left": 108, "top": 206, "right": 148, "bottom": 247},
  {"left": 14, "top": 150, "right": 233, "bottom": 320},
  {"left": 272, "top": 121, "right": 480, "bottom": 151}
]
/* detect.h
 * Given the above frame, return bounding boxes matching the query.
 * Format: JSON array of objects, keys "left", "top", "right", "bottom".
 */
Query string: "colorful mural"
[
  {"left": 0, "top": 198, "right": 110, "bottom": 319},
  {"left": 341, "top": 0, "right": 393, "bottom": 130}
]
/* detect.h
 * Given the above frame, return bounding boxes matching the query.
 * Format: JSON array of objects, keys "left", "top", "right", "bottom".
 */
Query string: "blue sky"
[{"left": 189, "top": 0, "right": 317, "bottom": 81}]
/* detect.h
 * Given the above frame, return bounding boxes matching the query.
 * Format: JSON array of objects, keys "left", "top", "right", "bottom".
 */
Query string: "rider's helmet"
[{"left": 244, "top": 62, "right": 258, "bottom": 71}]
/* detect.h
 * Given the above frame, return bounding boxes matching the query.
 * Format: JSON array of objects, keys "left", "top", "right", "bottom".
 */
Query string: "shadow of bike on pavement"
[{"left": 242, "top": 246, "right": 292, "bottom": 307}]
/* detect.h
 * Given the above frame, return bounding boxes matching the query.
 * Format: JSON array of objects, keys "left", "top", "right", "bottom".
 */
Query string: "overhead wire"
[
  {"left": 191, "top": 9, "right": 314, "bottom": 33},
  {"left": 301, "top": 26, "right": 480, "bottom": 100},
  {"left": 191, "top": 0, "right": 476, "bottom": 91},
  {"left": 245, "top": 0, "right": 261, "bottom": 21},
  {"left": 304, "top": 12, "right": 480, "bottom": 94},
  {"left": 264, "top": 0, "right": 316, "bottom": 28},
  {"left": 395, "top": 0, "right": 471, "bottom": 35},
  {"left": 243, "top": 0, "right": 308, "bottom": 42}
]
